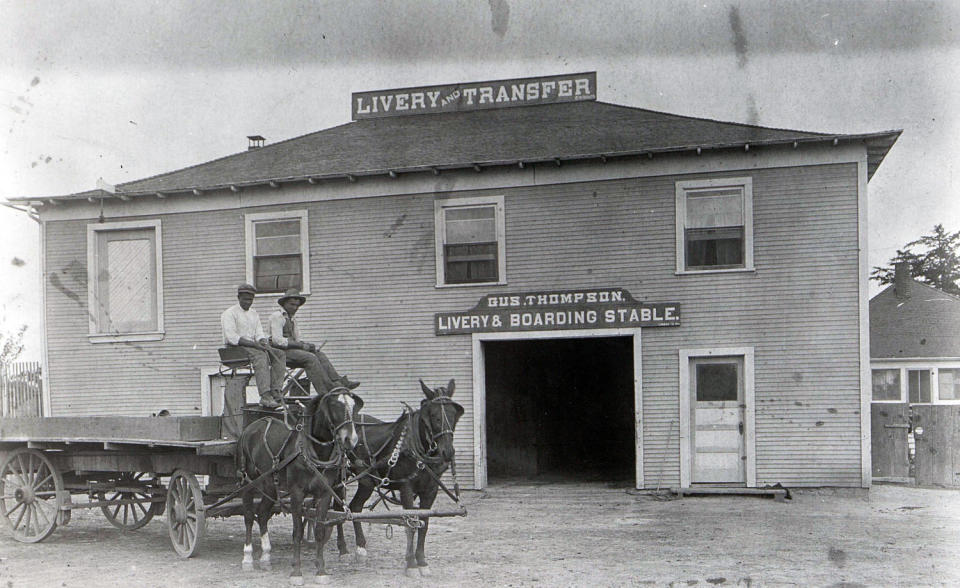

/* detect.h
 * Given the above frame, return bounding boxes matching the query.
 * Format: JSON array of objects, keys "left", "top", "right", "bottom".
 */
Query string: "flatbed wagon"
[
  {"left": 0, "top": 415, "right": 240, "bottom": 556},
  {"left": 0, "top": 411, "right": 467, "bottom": 560}
]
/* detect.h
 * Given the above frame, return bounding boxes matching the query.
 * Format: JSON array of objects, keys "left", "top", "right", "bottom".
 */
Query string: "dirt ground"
[{"left": 1, "top": 481, "right": 958, "bottom": 587}]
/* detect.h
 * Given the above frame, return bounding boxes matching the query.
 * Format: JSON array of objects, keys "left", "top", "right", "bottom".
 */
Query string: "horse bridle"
[
  {"left": 308, "top": 387, "right": 362, "bottom": 445},
  {"left": 420, "top": 395, "right": 463, "bottom": 449}
]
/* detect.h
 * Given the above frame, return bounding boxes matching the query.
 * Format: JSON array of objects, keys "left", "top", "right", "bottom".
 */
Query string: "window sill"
[
  {"left": 435, "top": 280, "right": 507, "bottom": 289},
  {"left": 675, "top": 267, "right": 755, "bottom": 276},
  {"left": 253, "top": 291, "right": 312, "bottom": 298},
  {"left": 89, "top": 332, "right": 165, "bottom": 344}
]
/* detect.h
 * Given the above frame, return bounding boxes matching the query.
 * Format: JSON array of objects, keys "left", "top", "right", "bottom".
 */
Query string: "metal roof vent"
[{"left": 247, "top": 135, "right": 265, "bottom": 150}]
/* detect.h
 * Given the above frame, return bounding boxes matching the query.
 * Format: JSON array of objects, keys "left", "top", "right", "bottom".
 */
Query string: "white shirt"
[
  {"left": 268, "top": 309, "right": 301, "bottom": 348},
  {"left": 221, "top": 304, "right": 266, "bottom": 346}
]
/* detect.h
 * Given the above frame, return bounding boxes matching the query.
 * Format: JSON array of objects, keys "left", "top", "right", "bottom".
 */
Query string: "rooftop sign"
[
  {"left": 352, "top": 72, "right": 597, "bottom": 120},
  {"left": 435, "top": 287, "right": 680, "bottom": 336}
]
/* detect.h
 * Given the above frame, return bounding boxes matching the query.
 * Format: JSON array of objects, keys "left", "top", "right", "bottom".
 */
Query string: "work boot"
[
  {"left": 259, "top": 391, "right": 281, "bottom": 409},
  {"left": 339, "top": 376, "right": 361, "bottom": 390}
]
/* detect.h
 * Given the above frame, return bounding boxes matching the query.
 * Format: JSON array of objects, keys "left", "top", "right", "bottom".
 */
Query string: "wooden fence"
[{"left": 1, "top": 361, "right": 43, "bottom": 417}]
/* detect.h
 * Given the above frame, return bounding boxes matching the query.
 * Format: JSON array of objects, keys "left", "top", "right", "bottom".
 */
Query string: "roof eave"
[{"left": 13, "top": 130, "right": 903, "bottom": 206}]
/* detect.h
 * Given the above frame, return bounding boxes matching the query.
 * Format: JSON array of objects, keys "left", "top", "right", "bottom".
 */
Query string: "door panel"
[{"left": 692, "top": 358, "right": 744, "bottom": 484}]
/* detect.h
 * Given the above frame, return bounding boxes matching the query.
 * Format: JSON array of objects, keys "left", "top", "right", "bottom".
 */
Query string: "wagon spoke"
[
  {"left": 32, "top": 501, "right": 52, "bottom": 527},
  {"left": 34, "top": 472, "right": 54, "bottom": 490},
  {"left": 23, "top": 503, "right": 32, "bottom": 535},
  {"left": 7, "top": 499, "right": 25, "bottom": 517},
  {"left": 14, "top": 455, "right": 29, "bottom": 487},
  {"left": 134, "top": 499, "right": 148, "bottom": 517}
]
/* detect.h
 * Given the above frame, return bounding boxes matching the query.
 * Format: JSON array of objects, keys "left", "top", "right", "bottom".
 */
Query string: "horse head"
[
  {"left": 309, "top": 388, "right": 363, "bottom": 451},
  {"left": 418, "top": 378, "right": 463, "bottom": 462}
]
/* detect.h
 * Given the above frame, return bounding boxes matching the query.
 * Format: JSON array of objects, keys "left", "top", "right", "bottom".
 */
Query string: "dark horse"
[
  {"left": 236, "top": 388, "right": 362, "bottom": 585},
  {"left": 334, "top": 379, "right": 463, "bottom": 577}
]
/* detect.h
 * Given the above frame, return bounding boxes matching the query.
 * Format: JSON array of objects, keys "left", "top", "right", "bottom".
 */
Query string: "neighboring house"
[
  {"left": 870, "top": 263, "right": 960, "bottom": 405},
  {"left": 11, "top": 72, "right": 901, "bottom": 489}
]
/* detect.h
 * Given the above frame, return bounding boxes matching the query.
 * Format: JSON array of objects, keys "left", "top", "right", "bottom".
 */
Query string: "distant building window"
[
  {"left": 871, "top": 369, "right": 902, "bottom": 402},
  {"left": 908, "top": 369, "right": 932, "bottom": 404},
  {"left": 245, "top": 210, "right": 309, "bottom": 294},
  {"left": 938, "top": 368, "right": 960, "bottom": 401},
  {"left": 435, "top": 196, "right": 505, "bottom": 286},
  {"left": 676, "top": 178, "right": 753, "bottom": 273},
  {"left": 87, "top": 220, "right": 164, "bottom": 342}
]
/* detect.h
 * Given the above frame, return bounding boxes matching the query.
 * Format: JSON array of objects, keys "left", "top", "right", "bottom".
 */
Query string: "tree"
[
  {"left": 0, "top": 325, "right": 26, "bottom": 367},
  {"left": 871, "top": 224, "right": 960, "bottom": 295}
]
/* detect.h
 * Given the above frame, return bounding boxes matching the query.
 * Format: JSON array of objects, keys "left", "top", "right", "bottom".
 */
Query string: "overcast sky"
[{"left": 2, "top": 0, "right": 959, "bottom": 361}]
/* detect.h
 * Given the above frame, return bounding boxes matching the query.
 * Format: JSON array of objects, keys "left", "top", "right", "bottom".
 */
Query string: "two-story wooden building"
[{"left": 12, "top": 72, "right": 900, "bottom": 489}]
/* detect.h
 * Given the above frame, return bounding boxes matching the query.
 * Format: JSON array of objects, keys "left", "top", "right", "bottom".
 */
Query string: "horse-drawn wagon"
[{"left": 0, "top": 379, "right": 467, "bottom": 584}]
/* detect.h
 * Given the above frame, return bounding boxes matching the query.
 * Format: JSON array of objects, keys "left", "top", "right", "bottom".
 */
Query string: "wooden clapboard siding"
[{"left": 42, "top": 159, "right": 862, "bottom": 489}]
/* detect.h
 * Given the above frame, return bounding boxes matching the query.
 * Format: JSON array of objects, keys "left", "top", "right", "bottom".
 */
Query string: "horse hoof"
[
  {"left": 405, "top": 567, "right": 419, "bottom": 578},
  {"left": 356, "top": 547, "right": 368, "bottom": 558},
  {"left": 419, "top": 566, "right": 432, "bottom": 577},
  {"left": 313, "top": 575, "right": 331, "bottom": 585},
  {"left": 241, "top": 561, "right": 255, "bottom": 572},
  {"left": 290, "top": 575, "right": 305, "bottom": 586},
  {"left": 260, "top": 560, "right": 272, "bottom": 572}
]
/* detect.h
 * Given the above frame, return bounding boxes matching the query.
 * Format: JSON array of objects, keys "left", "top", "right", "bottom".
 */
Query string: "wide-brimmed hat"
[
  {"left": 278, "top": 287, "right": 307, "bottom": 306},
  {"left": 237, "top": 283, "right": 257, "bottom": 295}
]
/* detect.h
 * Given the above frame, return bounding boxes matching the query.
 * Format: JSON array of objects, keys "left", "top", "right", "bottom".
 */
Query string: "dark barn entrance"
[{"left": 484, "top": 336, "right": 635, "bottom": 482}]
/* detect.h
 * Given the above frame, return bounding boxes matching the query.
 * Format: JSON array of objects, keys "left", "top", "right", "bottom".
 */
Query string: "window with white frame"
[
  {"left": 87, "top": 220, "right": 164, "bottom": 341},
  {"left": 908, "top": 369, "right": 932, "bottom": 404},
  {"left": 871, "top": 369, "right": 902, "bottom": 402},
  {"left": 938, "top": 368, "right": 960, "bottom": 401},
  {"left": 245, "top": 210, "right": 309, "bottom": 294},
  {"left": 435, "top": 196, "right": 505, "bottom": 286},
  {"left": 676, "top": 178, "right": 753, "bottom": 272}
]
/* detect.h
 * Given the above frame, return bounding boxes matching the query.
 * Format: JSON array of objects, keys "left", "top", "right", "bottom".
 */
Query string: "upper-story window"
[
  {"left": 245, "top": 210, "right": 310, "bottom": 294},
  {"left": 435, "top": 195, "right": 506, "bottom": 287},
  {"left": 676, "top": 178, "right": 754, "bottom": 273},
  {"left": 86, "top": 219, "right": 164, "bottom": 342}
]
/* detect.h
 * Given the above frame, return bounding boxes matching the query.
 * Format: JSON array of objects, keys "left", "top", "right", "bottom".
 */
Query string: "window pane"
[
  {"left": 105, "top": 238, "right": 155, "bottom": 332},
  {"left": 254, "top": 255, "right": 302, "bottom": 292},
  {"left": 255, "top": 219, "right": 300, "bottom": 238},
  {"left": 445, "top": 243, "right": 497, "bottom": 283},
  {"left": 686, "top": 228, "right": 744, "bottom": 268},
  {"left": 256, "top": 234, "right": 300, "bottom": 255},
  {"left": 445, "top": 206, "right": 496, "bottom": 244},
  {"left": 938, "top": 369, "right": 960, "bottom": 401},
  {"left": 872, "top": 369, "right": 901, "bottom": 401},
  {"left": 687, "top": 190, "right": 743, "bottom": 228},
  {"left": 908, "top": 369, "right": 931, "bottom": 403},
  {"left": 696, "top": 363, "right": 738, "bottom": 401}
]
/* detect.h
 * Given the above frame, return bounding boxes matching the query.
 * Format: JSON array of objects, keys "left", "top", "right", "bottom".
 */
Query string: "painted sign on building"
[
  {"left": 352, "top": 72, "right": 597, "bottom": 120},
  {"left": 435, "top": 288, "right": 680, "bottom": 335}
]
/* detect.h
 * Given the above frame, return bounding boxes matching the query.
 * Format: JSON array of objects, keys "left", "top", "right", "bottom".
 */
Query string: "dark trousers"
[{"left": 284, "top": 348, "right": 344, "bottom": 395}]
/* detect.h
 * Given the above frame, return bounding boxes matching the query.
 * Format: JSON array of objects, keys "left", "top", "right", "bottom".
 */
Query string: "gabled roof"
[
  {"left": 13, "top": 100, "right": 901, "bottom": 204},
  {"left": 870, "top": 279, "right": 960, "bottom": 358}
]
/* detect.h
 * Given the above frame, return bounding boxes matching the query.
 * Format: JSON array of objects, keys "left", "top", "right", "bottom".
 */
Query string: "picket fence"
[{"left": 0, "top": 361, "right": 43, "bottom": 417}]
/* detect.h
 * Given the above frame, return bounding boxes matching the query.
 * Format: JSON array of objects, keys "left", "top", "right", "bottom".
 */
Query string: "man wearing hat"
[
  {"left": 220, "top": 283, "right": 286, "bottom": 408},
  {"left": 269, "top": 287, "right": 360, "bottom": 395}
]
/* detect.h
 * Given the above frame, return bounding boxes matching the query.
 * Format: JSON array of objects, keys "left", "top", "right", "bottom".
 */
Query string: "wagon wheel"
[
  {"left": 0, "top": 447, "right": 65, "bottom": 543},
  {"left": 98, "top": 472, "right": 164, "bottom": 531},
  {"left": 166, "top": 469, "right": 206, "bottom": 558}
]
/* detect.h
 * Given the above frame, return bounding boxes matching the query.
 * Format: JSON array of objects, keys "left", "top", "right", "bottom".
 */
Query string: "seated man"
[
  {"left": 269, "top": 288, "right": 360, "bottom": 395},
  {"left": 221, "top": 283, "right": 286, "bottom": 408}
]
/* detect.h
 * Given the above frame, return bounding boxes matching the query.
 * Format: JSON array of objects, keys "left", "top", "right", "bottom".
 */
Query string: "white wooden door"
[{"left": 691, "top": 357, "right": 744, "bottom": 484}]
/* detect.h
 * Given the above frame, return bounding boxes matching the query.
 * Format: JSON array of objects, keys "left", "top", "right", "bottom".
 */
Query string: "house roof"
[
  {"left": 870, "top": 279, "right": 960, "bottom": 358},
  {"left": 13, "top": 100, "right": 901, "bottom": 204}
]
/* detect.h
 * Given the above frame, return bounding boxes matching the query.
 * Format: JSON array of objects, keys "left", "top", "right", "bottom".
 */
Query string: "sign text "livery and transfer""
[
  {"left": 435, "top": 288, "right": 680, "bottom": 335},
  {"left": 352, "top": 72, "right": 597, "bottom": 120}
]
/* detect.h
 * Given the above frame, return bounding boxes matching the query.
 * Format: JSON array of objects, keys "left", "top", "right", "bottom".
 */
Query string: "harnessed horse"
[
  {"left": 235, "top": 387, "right": 362, "bottom": 585},
  {"left": 334, "top": 379, "right": 463, "bottom": 577}
]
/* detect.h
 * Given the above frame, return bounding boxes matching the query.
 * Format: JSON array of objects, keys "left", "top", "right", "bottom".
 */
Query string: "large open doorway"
[{"left": 483, "top": 336, "right": 635, "bottom": 483}]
